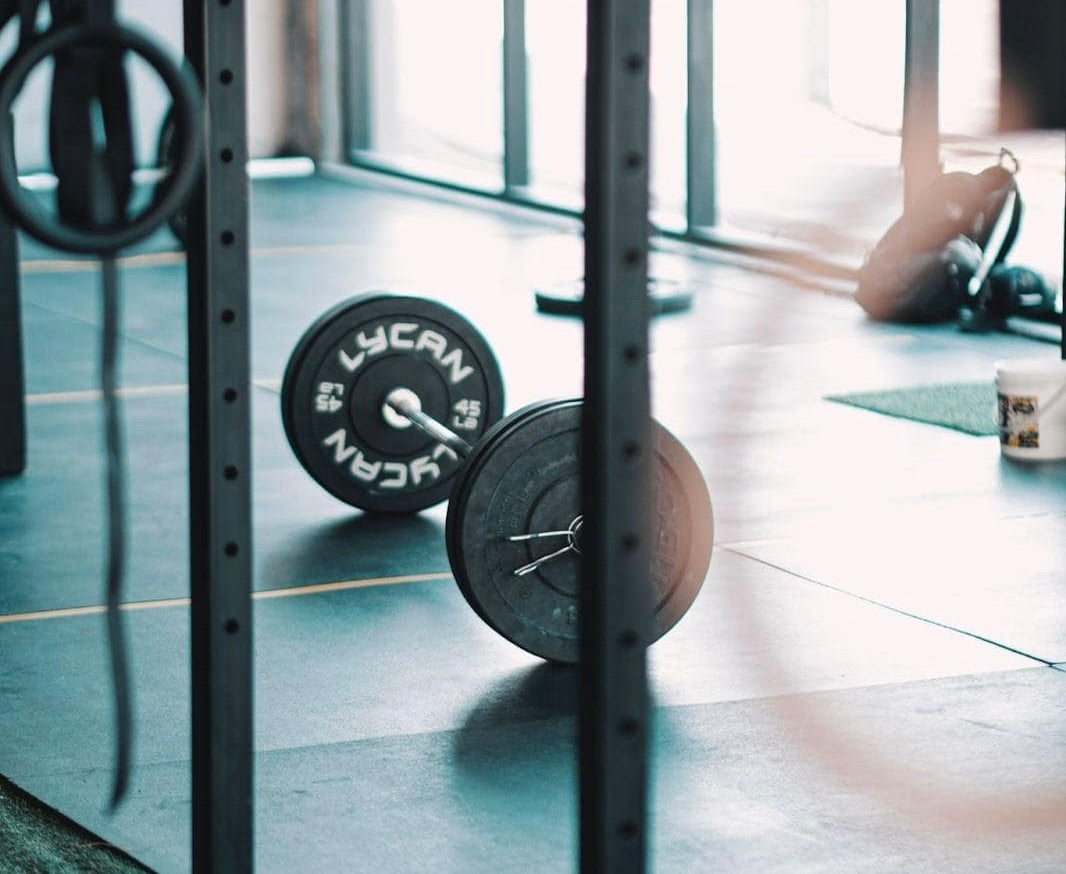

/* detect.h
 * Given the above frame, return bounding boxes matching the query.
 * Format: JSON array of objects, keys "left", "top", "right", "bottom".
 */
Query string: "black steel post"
[
  {"left": 902, "top": 0, "right": 940, "bottom": 208},
  {"left": 686, "top": 0, "right": 716, "bottom": 230},
  {"left": 0, "top": 207, "right": 24, "bottom": 476},
  {"left": 580, "top": 0, "right": 653, "bottom": 872},
  {"left": 996, "top": 0, "right": 1066, "bottom": 356},
  {"left": 340, "top": 0, "right": 372, "bottom": 154},
  {"left": 183, "top": 1, "right": 254, "bottom": 871},
  {"left": 998, "top": 0, "right": 1066, "bottom": 131},
  {"left": 502, "top": 0, "right": 529, "bottom": 190}
]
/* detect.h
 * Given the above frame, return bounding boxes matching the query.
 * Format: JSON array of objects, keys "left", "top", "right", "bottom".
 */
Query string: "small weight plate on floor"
[
  {"left": 534, "top": 277, "right": 693, "bottom": 317},
  {"left": 282, "top": 294, "right": 505, "bottom": 513},
  {"left": 446, "top": 399, "right": 713, "bottom": 663}
]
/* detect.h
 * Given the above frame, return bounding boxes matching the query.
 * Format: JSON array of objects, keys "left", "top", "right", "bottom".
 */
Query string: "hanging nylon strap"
[
  {"left": 100, "top": 250, "right": 130, "bottom": 811},
  {"left": 47, "top": 0, "right": 134, "bottom": 230},
  {"left": 0, "top": 0, "right": 201, "bottom": 811},
  {"left": 37, "top": 0, "right": 136, "bottom": 811}
]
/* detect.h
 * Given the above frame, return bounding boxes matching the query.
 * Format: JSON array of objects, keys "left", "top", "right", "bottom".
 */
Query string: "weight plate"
[
  {"left": 534, "top": 277, "right": 694, "bottom": 317},
  {"left": 446, "top": 399, "right": 713, "bottom": 663},
  {"left": 445, "top": 398, "right": 569, "bottom": 633},
  {"left": 282, "top": 294, "right": 505, "bottom": 513}
]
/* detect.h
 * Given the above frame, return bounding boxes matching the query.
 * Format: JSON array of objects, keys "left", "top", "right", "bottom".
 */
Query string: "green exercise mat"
[
  {"left": 825, "top": 382, "right": 999, "bottom": 436},
  {"left": 0, "top": 776, "right": 151, "bottom": 873}
]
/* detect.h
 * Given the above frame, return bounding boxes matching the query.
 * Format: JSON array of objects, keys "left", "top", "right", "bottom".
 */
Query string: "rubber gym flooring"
[{"left": 3, "top": 171, "right": 1066, "bottom": 873}]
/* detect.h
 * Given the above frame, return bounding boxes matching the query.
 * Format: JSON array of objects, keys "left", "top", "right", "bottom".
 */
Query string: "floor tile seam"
[
  {"left": 20, "top": 297, "right": 186, "bottom": 362},
  {"left": 654, "top": 662, "right": 1060, "bottom": 720},
  {"left": 26, "top": 383, "right": 189, "bottom": 406},
  {"left": 21, "top": 250, "right": 185, "bottom": 275},
  {"left": 20, "top": 235, "right": 551, "bottom": 278},
  {"left": 718, "top": 544, "right": 1056, "bottom": 667},
  {"left": 8, "top": 662, "right": 1062, "bottom": 786},
  {"left": 3, "top": 760, "right": 190, "bottom": 786},
  {"left": 0, "top": 571, "right": 456, "bottom": 624},
  {"left": 246, "top": 716, "right": 577, "bottom": 760},
  {"left": 317, "top": 162, "right": 585, "bottom": 233},
  {"left": 24, "top": 378, "right": 282, "bottom": 407},
  {"left": 717, "top": 519, "right": 1066, "bottom": 554},
  {"left": 0, "top": 716, "right": 571, "bottom": 783}
]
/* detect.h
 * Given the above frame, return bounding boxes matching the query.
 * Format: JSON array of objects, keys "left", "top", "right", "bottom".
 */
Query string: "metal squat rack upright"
[
  {"left": 183, "top": 1, "right": 254, "bottom": 872},
  {"left": 178, "top": 0, "right": 656, "bottom": 870},
  {"left": 580, "top": 1, "right": 655, "bottom": 872},
  {"left": 180, "top": 0, "right": 656, "bottom": 865}
]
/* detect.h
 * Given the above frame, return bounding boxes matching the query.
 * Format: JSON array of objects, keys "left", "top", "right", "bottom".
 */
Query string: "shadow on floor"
[{"left": 257, "top": 511, "right": 447, "bottom": 589}]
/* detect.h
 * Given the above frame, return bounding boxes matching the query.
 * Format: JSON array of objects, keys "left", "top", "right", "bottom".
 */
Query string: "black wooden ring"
[{"left": 0, "top": 23, "right": 203, "bottom": 255}]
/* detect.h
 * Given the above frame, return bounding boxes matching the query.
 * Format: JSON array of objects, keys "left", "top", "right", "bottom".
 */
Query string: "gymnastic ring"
[{"left": 0, "top": 22, "right": 203, "bottom": 255}]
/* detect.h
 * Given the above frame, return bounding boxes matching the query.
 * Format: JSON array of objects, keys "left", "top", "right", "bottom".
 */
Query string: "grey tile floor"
[{"left": 1, "top": 174, "right": 1065, "bottom": 873}]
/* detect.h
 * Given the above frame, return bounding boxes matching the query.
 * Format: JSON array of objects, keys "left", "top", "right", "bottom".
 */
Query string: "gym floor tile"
[
  {"left": 21, "top": 262, "right": 188, "bottom": 361},
  {"left": 19, "top": 301, "right": 185, "bottom": 396},
  {"left": 0, "top": 545, "right": 1031, "bottom": 775},
  {"left": 1, "top": 385, "right": 453, "bottom": 614},
  {"left": 728, "top": 510, "right": 1066, "bottom": 664},
  {"left": 12, "top": 666, "right": 1066, "bottom": 874},
  {"left": 685, "top": 425, "right": 1065, "bottom": 546},
  {"left": 0, "top": 541, "right": 1038, "bottom": 871}
]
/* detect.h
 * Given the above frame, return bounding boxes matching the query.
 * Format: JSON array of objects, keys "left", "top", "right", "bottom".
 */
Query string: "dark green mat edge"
[{"left": 0, "top": 774, "right": 154, "bottom": 874}]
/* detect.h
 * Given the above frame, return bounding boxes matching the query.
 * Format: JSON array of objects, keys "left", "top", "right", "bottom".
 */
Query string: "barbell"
[{"left": 281, "top": 294, "right": 714, "bottom": 662}]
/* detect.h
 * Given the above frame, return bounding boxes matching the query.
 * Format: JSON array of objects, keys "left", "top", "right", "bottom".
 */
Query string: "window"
[
  {"left": 524, "top": 0, "right": 687, "bottom": 223},
  {"left": 344, "top": 0, "right": 1061, "bottom": 290},
  {"left": 366, "top": 0, "right": 504, "bottom": 189}
]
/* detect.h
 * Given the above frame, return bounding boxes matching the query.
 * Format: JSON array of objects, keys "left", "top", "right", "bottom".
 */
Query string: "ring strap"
[{"left": 47, "top": 0, "right": 134, "bottom": 230}]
